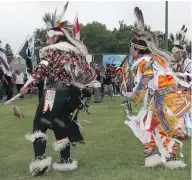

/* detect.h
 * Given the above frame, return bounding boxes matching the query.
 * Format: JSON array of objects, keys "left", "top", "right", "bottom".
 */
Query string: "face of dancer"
[
  {"left": 130, "top": 45, "right": 139, "bottom": 59},
  {"left": 172, "top": 47, "right": 184, "bottom": 62},
  {"left": 46, "top": 35, "right": 59, "bottom": 45}
]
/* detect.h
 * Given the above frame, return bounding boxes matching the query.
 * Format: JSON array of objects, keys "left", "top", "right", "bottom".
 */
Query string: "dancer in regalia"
[
  {"left": 169, "top": 26, "right": 192, "bottom": 138},
  {"left": 121, "top": 7, "right": 191, "bottom": 169},
  {"left": 18, "top": 2, "right": 99, "bottom": 176}
]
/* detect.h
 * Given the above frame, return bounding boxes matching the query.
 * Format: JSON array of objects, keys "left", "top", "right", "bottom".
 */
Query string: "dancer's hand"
[
  {"left": 131, "top": 92, "right": 137, "bottom": 100},
  {"left": 20, "top": 87, "right": 28, "bottom": 96}
]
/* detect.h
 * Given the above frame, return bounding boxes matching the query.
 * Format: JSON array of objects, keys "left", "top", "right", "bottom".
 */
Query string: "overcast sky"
[{"left": 0, "top": 1, "right": 191, "bottom": 54}]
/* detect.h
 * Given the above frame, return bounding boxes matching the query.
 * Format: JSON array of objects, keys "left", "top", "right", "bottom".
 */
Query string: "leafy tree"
[
  {"left": 111, "top": 21, "right": 133, "bottom": 53},
  {"left": 80, "top": 21, "right": 114, "bottom": 53},
  {"left": 4, "top": 44, "right": 14, "bottom": 63},
  {"left": 80, "top": 21, "right": 133, "bottom": 53},
  {"left": 33, "top": 28, "right": 47, "bottom": 63},
  {"left": 32, "top": 21, "right": 190, "bottom": 56}
]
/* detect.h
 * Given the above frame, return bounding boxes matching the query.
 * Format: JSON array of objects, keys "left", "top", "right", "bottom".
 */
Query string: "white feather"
[
  {"left": 52, "top": 138, "right": 70, "bottom": 152},
  {"left": 164, "top": 160, "right": 186, "bottom": 169},
  {"left": 25, "top": 131, "right": 48, "bottom": 143},
  {"left": 143, "top": 154, "right": 162, "bottom": 167},
  {"left": 29, "top": 156, "right": 52, "bottom": 173},
  {"left": 52, "top": 159, "right": 78, "bottom": 171}
]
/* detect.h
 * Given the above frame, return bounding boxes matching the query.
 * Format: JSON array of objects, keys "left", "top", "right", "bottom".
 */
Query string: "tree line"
[
  {"left": 34, "top": 20, "right": 191, "bottom": 55},
  {"left": 4, "top": 20, "right": 192, "bottom": 64}
]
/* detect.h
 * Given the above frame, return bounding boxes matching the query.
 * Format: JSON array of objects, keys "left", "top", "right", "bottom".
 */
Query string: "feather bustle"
[
  {"left": 171, "top": 25, "right": 188, "bottom": 46},
  {"left": 169, "top": 33, "right": 174, "bottom": 43},
  {"left": 181, "top": 25, "right": 185, "bottom": 31},
  {"left": 42, "top": 1, "right": 69, "bottom": 29},
  {"left": 57, "top": 2, "right": 69, "bottom": 22}
]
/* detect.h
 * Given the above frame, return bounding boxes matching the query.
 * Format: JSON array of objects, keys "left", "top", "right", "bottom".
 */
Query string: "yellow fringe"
[
  {"left": 133, "top": 88, "right": 185, "bottom": 137},
  {"left": 162, "top": 108, "right": 179, "bottom": 137},
  {"left": 182, "top": 91, "right": 191, "bottom": 102},
  {"left": 155, "top": 96, "right": 180, "bottom": 137},
  {"left": 132, "top": 89, "right": 147, "bottom": 106}
]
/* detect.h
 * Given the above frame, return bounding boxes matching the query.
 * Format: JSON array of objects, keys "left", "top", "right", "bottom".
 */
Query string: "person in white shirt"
[{"left": 14, "top": 69, "right": 24, "bottom": 98}]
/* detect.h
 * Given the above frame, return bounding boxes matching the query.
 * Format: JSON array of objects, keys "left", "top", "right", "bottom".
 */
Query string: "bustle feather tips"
[
  {"left": 42, "top": 2, "right": 69, "bottom": 30},
  {"left": 132, "top": 7, "right": 159, "bottom": 46},
  {"left": 169, "top": 25, "right": 187, "bottom": 47}
]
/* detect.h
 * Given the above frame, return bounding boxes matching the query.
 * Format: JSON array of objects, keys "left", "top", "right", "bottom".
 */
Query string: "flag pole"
[{"left": 73, "top": 13, "right": 78, "bottom": 25}]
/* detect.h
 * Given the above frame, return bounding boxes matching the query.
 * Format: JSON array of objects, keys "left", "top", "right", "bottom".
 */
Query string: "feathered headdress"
[
  {"left": 169, "top": 25, "right": 187, "bottom": 49},
  {"left": 43, "top": 2, "right": 69, "bottom": 30},
  {"left": 42, "top": 1, "right": 89, "bottom": 55},
  {"left": 131, "top": 7, "right": 174, "bottom": 63},
  {"left": 132, "top": 7, "right": 158, "bottom": 45},
  {"left": 42, "top": 2, "right": 75, "bottom": 37}
]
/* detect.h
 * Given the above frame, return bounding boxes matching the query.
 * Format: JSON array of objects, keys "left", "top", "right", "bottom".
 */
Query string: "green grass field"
[{"left": 0, "top": 95, "right": 191, "bottom": 180}]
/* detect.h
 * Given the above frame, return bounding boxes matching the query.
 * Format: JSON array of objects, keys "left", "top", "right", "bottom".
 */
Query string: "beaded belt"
[
  {"left": 47, "top": 81, "right": 70, "bottom": 90},
  {"left": 155, "top": 85, "right": 179, "bottom": 97}
]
